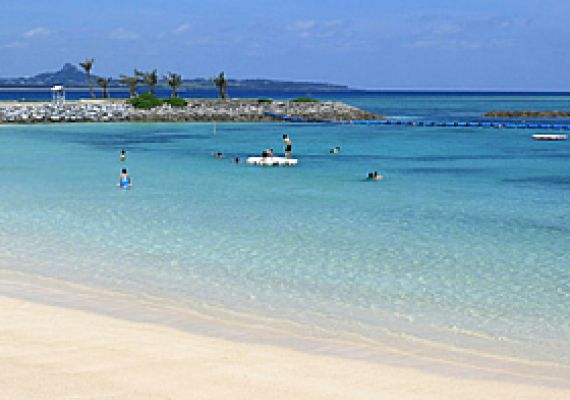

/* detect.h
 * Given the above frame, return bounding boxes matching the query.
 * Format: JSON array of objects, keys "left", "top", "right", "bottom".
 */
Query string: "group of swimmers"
[
  {"left": 214, "top": 133, "right": 293, "bottom": 162},
  {"left": 259, "top": 134, "right": 292, "bottom": 159},
  {"left": 367, "top": 171, "right": 383, "bottom": 181},
  {"left": 118, "top": 148, "right": 132, "bottom": 189},
  {"left": 130, "top": 132, "right": 382, "bottom": 186}
]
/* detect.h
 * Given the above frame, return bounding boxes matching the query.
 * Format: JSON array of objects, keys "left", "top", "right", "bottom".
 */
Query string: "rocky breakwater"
[
  {"left": 484, "top": 110, "right": 570, "bottom": 118},
  {"left": 268, "top": 100, "right": 382, "bottom": 121},
  {"left": 127, "top": 99, "right": 383, "bottom": 122},
  {"left": 0, "top": 101, "right": 129, "bottom": 123},
  {"left": 0, "top": 99, "right": 382, "bottom": 124}
]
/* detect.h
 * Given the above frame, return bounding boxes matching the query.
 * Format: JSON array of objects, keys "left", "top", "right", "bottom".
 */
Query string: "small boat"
[
  {"left": 532, "top": 134, "right": 568, "bottom": 141},
  {"left": 246, "top": 156, "right": 298, "bottom": 166}
]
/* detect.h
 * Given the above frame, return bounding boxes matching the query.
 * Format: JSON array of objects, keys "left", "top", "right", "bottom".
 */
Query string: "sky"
[{"left": 0, "top": 0, "right": 569, "bottom": 90}]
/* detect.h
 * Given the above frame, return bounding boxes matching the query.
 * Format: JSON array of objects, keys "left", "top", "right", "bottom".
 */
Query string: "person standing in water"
[
  {"left": 120, "top": 148, "right": 126, "bottom": 161},
  {"left": 118, "top": 168, "right": 132, "bottom": 188},
  {"left": 283, "top": 134, "right": 293, "bottom": 159}
]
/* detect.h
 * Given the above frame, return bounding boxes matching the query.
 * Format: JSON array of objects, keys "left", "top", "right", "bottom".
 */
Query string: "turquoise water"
[{"left": 1, "top": 94, "right": 569, "bottom": 382}]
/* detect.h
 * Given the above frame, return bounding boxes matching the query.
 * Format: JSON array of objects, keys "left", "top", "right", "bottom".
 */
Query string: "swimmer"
[
  {"left": 120, "top": 148, "right": 126, "bottom": 161},
  {"left": 118, "top": 168, "right": 131, "bottom": 188},
  {"left": 235, "top": 157, "right": 240, "bottom": 164},
  {"left": 216, "top": 152, "right": 223, "bottom": 159},
  {"left": 283, "top": 134, "right": 293, "bottom": 159},
  {"left": 329, "top": 146, "right": 341, "bottom": 154},
  {"left": 366, "top": 171, "right": 383, "bottom": 181}
]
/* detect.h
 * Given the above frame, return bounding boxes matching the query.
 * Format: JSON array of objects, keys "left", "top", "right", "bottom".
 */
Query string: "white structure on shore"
[{"left": 51, "top": 85, "right": 65, "bottom": 104}]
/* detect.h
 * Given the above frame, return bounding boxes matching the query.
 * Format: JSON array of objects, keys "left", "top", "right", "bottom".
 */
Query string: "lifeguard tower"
[{"left": 51, "top": 85, "right": 65, "bottom": 104}]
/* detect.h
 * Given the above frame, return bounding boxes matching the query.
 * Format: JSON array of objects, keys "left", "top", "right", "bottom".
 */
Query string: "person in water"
[
  {"left": 118, "top": 168, "right": 131, "bottom": 188},
  {"left": 120, "top": 148, "right": 126, "bottom": 161},
  {"left": 367, "top": 171, "right": 384, "bottom": 181},
  {"left": 283, "top": 134, "right": 293, "bottom": 159},
  {"left": 261, "top": 149, "right": 274, "bottom": 158},
  {"left": 235, "top": 157, "right": 240, "bottom": 164},
  {"left": 216, "top": 152, "right": 223, "bottom": 159}
]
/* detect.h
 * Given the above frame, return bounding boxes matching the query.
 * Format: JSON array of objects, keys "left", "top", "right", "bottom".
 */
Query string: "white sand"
[{"left": 1, "top": 296, "right": 568, "bottom": 399}]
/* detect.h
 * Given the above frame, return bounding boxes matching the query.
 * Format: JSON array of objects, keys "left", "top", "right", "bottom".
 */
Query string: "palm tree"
[
  {"left": 165, "top": 72, "right": 182, "bottom": 97},
  {"left": 213, "top": 71, "right": 228, "bottom": 99},
  {"left": 136, "top": 69, "right": 158, "bottom": 94},
  {"left": 97, "top": 77, "right": 112, "bottom": 98},
  {"left": 134, "top": 69, "right": 145, "bottom": 82},
  {"left": 79, "top": 58, "right": 96, "bottom": 98},
  {"left": 119, "top": 74, "right": 139, "bottom": 98}
]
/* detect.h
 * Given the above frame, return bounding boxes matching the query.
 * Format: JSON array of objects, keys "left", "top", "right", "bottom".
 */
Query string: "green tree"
[
  {"left": 213, "top": 71, "right": 228, "bottom": 99},
  {"left": 127, "top": 93, "right": 163, "bottom": 109},
  {"left": 119, "top": 74, "right": 139, "bottom": 98},
  {"left": 79, "top": 58, "right": 96, "bottom": 99},
  {"left": 136, "top": 69, "right": 158, "bottom": 94},
  {"left": 97, "top": 77, "right": 112, "bottom": 98},
  {"left": 165, "top": 72, "right": 182, "bottom": 97}
]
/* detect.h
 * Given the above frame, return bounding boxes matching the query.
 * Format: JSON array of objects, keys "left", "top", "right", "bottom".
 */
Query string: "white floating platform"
[
  {"left": 532, "top": 134, "right": 568, "bottom": 141},
  {"left": 246, "top": 156, "right": 298, "bottom": 166}
]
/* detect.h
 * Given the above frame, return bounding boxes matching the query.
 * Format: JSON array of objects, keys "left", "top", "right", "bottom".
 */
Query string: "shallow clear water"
[{"left": 1, "top": 94, "right": 569, "bottom": 382}]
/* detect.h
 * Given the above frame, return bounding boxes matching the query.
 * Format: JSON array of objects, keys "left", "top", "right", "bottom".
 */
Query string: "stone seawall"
[{"left": 0, "top": 99, "right": 382, "bottom": 124}]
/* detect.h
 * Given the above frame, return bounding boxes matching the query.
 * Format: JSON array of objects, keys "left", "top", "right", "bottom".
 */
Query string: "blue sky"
[{"left": 0, "top": 0, "right": 569, "bottom": 90}]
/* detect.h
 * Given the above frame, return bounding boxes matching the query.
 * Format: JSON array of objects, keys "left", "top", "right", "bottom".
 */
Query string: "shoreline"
[
  {"left": 1, "top": 268, "right": 569, "bottom": 397},
  {"left": 1, "top": 291, "right": 568, "bottom": 399}
]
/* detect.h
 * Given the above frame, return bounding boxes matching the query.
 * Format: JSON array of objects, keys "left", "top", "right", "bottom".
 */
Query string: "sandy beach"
[{"left": 0, "top": 295, "right": 567, "bottom": 400}]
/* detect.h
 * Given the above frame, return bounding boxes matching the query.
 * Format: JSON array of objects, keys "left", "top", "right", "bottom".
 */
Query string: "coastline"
[
  {"left": 1, "top": 268, "right": 569, "bottom": 399},
  {"left": 2, "top": 293, "right": 569, "bottom": 399},
  {"left": 0, "top": 94, "right": 569, "bottom": 397}
]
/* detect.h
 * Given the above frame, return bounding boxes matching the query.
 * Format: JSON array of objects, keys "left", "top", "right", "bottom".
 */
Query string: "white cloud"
[
  {"left": 411, "top": 39, "right": 482, "bottom": 49},
  {"left": 287, "top": 20, "right": 316, "bottom": 32},
  {"left": 186, "top": 36, "right": 215, "bottom": 46},
  {"left": 23, "top": 27, "right": 50, "bottom": 38},
  {"left": 323, "top": 20, "right": 343, "bottom": 28},
  {"left": 1, "top": 41, "right": 27, "bottom": 49},
  {"left": 432, "top": 22, "right": 464, "bottom": 35},
  {"left": 173, "top": 23, "right": 190, "bottom": 35},
  {"left": 287, "top": 19, "right": 345, "bottom": 41},
  {"left": 109, "top": 28, "right": 140, "bottom": 40}
]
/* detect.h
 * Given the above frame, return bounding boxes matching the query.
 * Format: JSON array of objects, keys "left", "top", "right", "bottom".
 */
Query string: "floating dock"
[
  {"left": 246, "top": 156, "right": 298, "bottom": 166},
  {"left": 531, "top": 134, "right": 568, "bottom": 141}
]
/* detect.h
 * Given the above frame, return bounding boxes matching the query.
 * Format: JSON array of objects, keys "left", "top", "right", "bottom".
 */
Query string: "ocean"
[{"left": 0, "top": 91, "right": 568, "bottom": 385}]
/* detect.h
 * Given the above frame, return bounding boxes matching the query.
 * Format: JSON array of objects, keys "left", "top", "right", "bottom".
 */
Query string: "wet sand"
[{"left": 1, "top": 295, "right": 567, "bottom": 400}]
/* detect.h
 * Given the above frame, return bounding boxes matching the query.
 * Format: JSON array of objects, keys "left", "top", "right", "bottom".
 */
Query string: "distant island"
[
  {"left": 483, "top": 110, "right": 570, "bottom": 118},
  {"left": 0, "top": 63, "right": 351, "bottom": 92}
]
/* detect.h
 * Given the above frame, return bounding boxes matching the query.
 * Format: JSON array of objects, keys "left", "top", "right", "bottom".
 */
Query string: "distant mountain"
[
  {"left": 0, "top": 64, "right": 351, "bottom": 91},
  {"left": 0, "top": 63, "right": 93, "bottom": 87}
]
